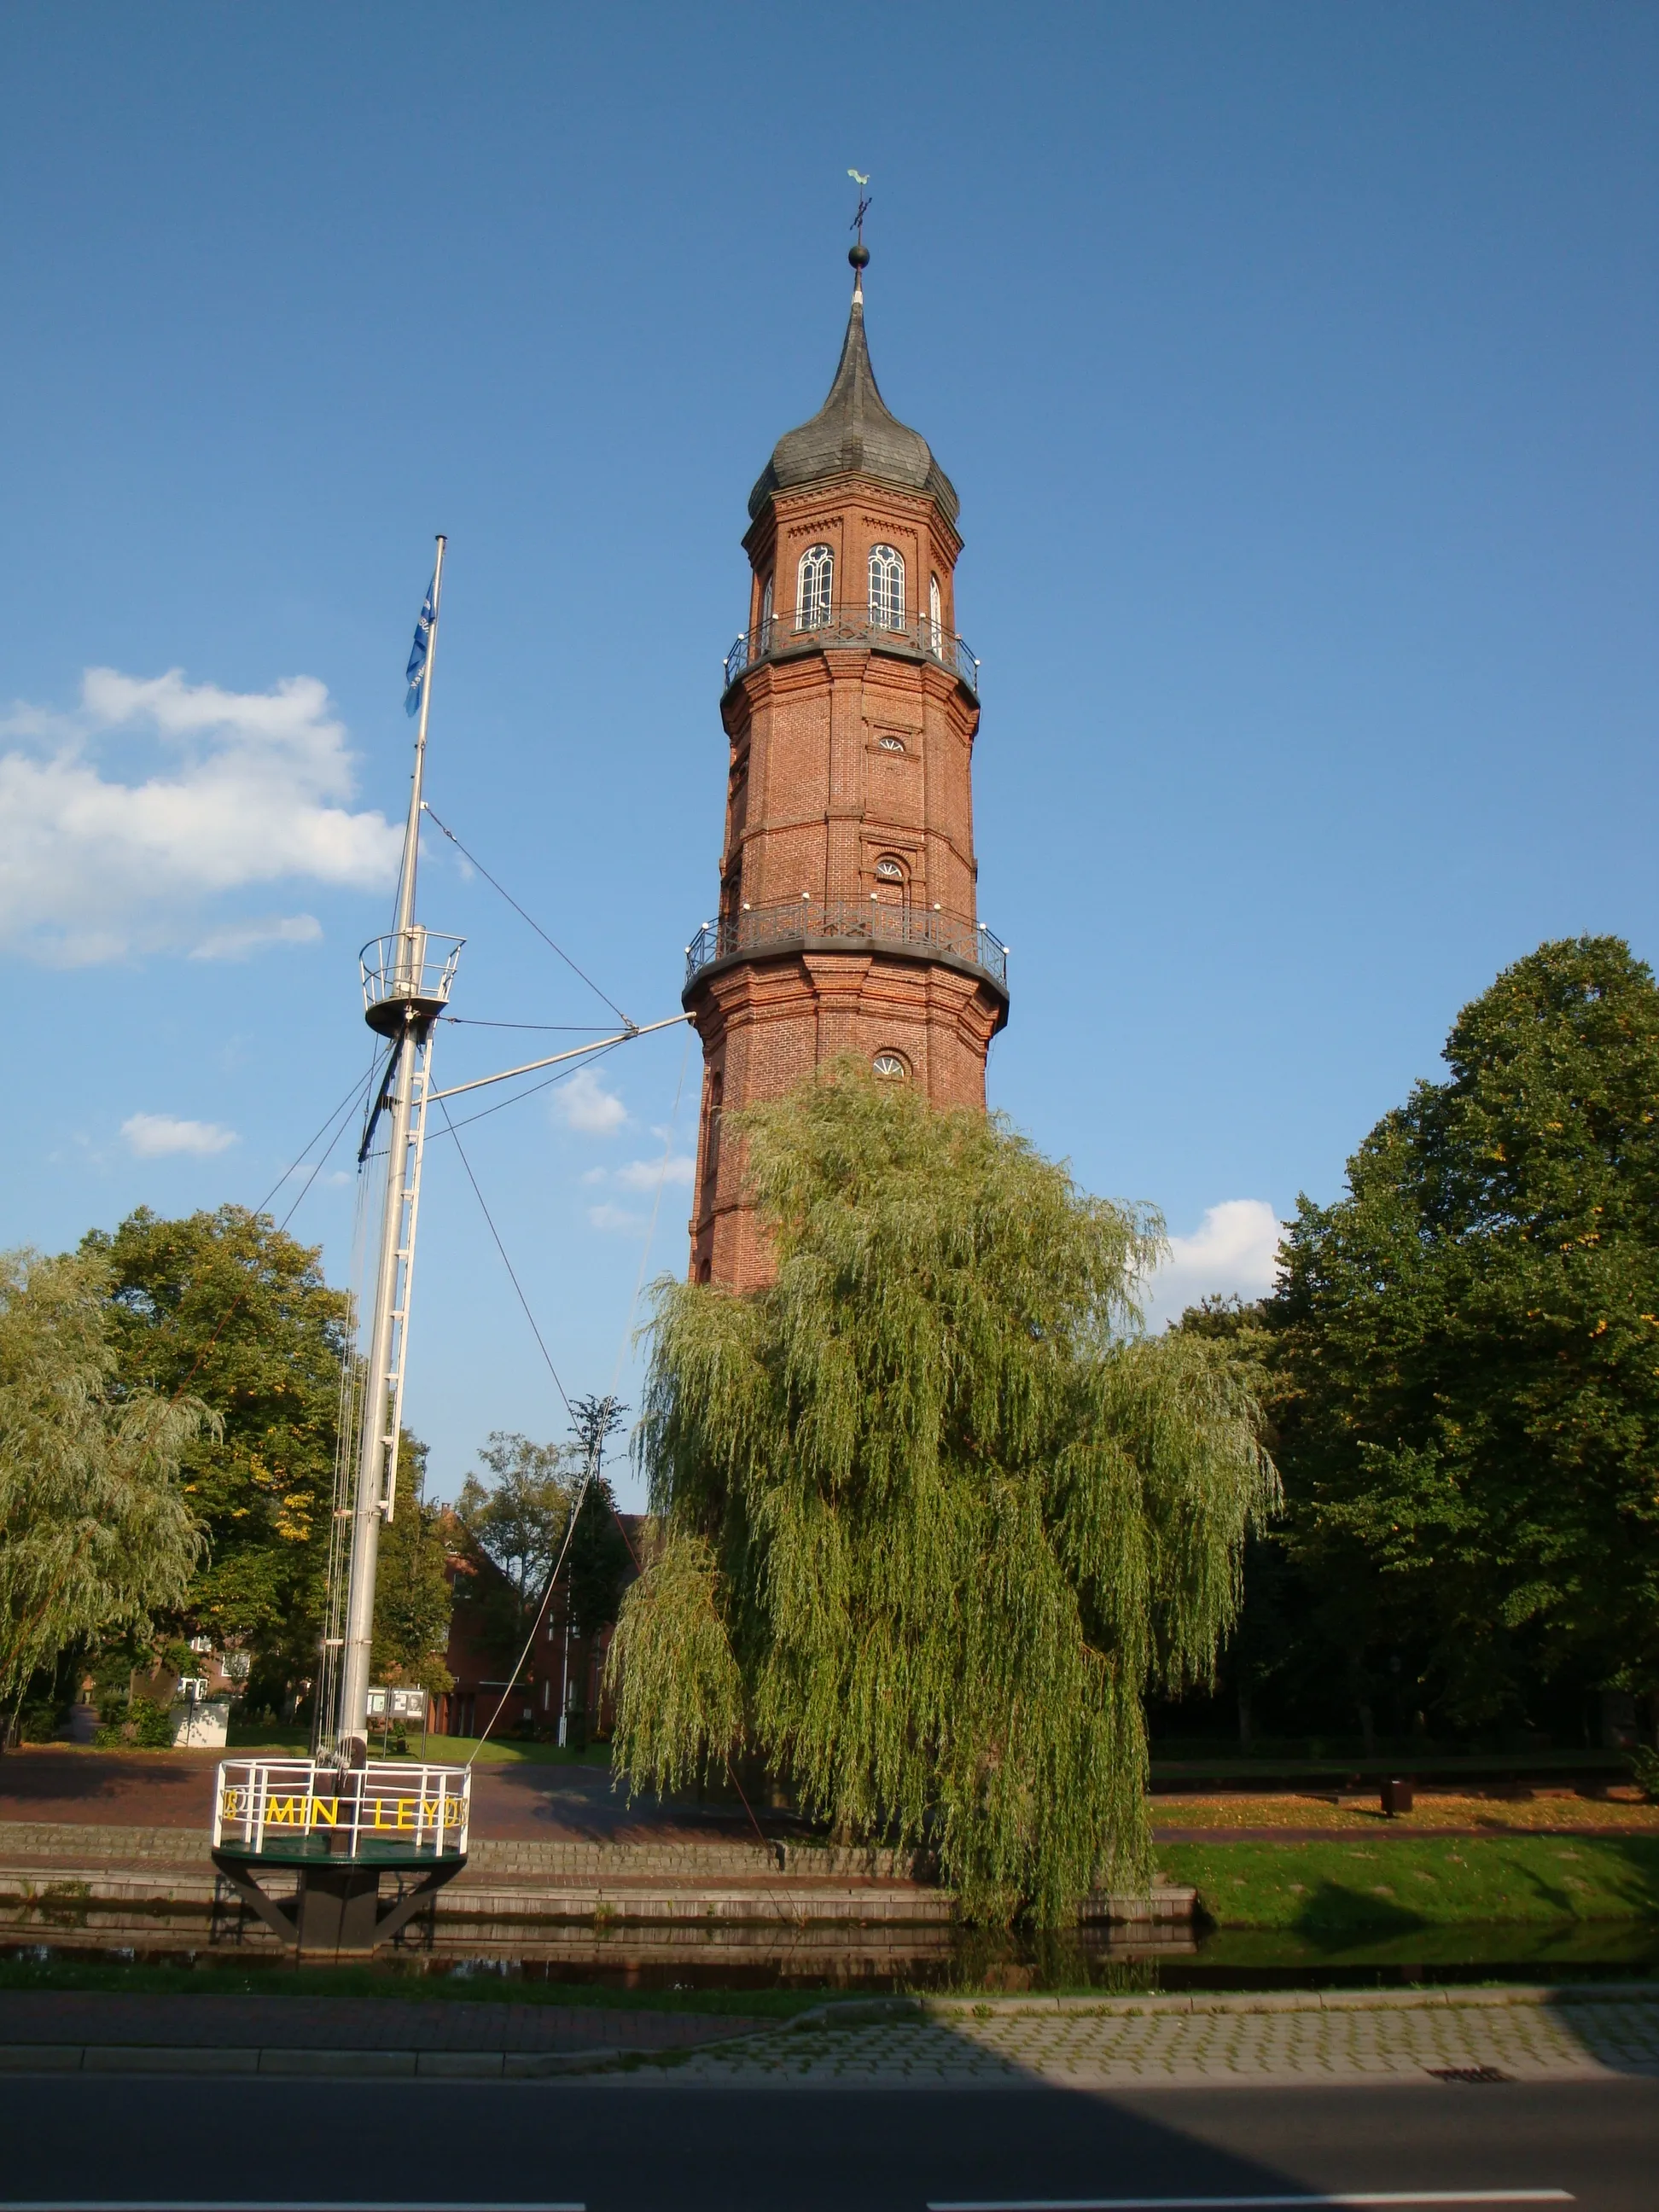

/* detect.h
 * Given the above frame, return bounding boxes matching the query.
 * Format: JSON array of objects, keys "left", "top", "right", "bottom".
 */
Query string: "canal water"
[{"left": 3, "top": 1917, "right": 1656, "bottom": 1994}]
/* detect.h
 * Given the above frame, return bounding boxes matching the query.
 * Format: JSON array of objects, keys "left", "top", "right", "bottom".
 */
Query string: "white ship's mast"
[
  {"left": 311, "top": 537, "right": 684, "bottom": 1769},
  {"left": 336, "top": 533, "right": 457, "bottom": 1766}
]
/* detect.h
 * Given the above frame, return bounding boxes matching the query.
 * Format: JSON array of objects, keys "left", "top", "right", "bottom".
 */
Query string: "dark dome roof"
[{"left": 748, "top": 288, "right": 959, "bottom": 526}]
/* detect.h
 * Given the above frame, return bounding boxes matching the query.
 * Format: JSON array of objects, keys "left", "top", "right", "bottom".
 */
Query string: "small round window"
[
  {"left": 876, "top": 734, "right": 906, "bottom": 754},
  {"left": 874, "top": 855, "right": 905, "bottom": 882},
  {"left": 872, "top": 1051, "right": 910, "bottom": 1080}
]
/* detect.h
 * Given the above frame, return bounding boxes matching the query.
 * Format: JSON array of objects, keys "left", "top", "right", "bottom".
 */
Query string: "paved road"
[
  {"left": 0, "top": 1749, "right": 763, "bottom": 1845},
  {"left": 0, "top": 2073, "right": 1650, "bottom": 2209}
]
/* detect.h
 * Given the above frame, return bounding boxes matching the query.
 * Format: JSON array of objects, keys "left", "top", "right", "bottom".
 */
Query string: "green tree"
[
  {"left": 1272, "top": 936, "right": 1659, "bottom": 1728},
  {"left": 565, "top": 1394, "right": 633, "bottom": 1641},
  {"left": 566, "top": 1476, "right": 633, "bottom": 1643},
  {"left": 607, "top": 1068, "right": 1274, "bottom": 1924},
  {"left": 1, "top": 1249, "right": 206, "bottom": 1735},
  {"left": 82, "top": 1208, "right": 351, "bottom": 1693},
  {"left": 456, "top": 1431, "right": 572, "bottom": 1665},
  {"left": 371, "top": 1434, "right": 455, "bottom": 1697}
]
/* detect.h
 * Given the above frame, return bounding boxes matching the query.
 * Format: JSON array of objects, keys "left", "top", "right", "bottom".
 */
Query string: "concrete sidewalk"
[{"left": 0, "top": 1984, "right": 1656, "bottom": 2085}]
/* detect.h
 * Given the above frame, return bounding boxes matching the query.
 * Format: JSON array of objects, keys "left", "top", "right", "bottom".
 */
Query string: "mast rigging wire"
[
  {"left": 422, "top": 1038, "right": 629, "bottom": 1139},
  {"left": 443, "top": 1017, "right": 616, "bottom": 1033},
  {"left": 445, "top": 1022, "right": 693, "bottom": 1766},
  {"left": 420, "top": 799, "right": 635, "bottom": 1029},
  {"left": 435, "top": 1095, "right": 573, "bottom": 1421},
  {"left": 144, "top": 1056, "right": 380, "bottom": 1424}
]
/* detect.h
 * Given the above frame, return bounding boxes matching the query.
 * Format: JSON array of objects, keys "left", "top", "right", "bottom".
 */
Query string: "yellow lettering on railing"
[
  {"left": 267, "top": 1796, "right": 300, "bottom": 1825},
  {"left": 310, "top": 1796, "right": 338, "bottom": 1828}
]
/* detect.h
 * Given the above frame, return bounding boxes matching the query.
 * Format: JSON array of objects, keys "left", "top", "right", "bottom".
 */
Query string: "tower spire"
[{"left": 847, "top": 167, "right": 870, "bottom": 302}]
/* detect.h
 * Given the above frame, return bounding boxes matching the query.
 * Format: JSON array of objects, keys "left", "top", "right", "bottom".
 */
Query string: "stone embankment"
[{"left": 0, "top": 1820, "right": 1195, "bottom": 1947}]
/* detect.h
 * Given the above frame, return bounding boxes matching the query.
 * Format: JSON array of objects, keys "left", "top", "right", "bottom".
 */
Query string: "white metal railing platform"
[
  {"left": 212, "top": 1756, "right": 470, "bottom": 1864},
  {"left": 359, "top": 926, "right": 463, "bottom": 1035}
]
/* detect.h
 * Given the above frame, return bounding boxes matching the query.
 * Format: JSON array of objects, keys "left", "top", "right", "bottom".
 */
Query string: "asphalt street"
[{"left": 0, "top": 2074, "right": 1651, "bottom": 2210}]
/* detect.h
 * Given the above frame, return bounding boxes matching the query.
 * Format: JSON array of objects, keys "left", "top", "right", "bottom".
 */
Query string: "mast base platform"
[
  {"left": 212, "top": 1848, "right": 465, "bottom": 1954},
  {"left": 211, "top": 1757, "right": 472, "bottom": 1953}
]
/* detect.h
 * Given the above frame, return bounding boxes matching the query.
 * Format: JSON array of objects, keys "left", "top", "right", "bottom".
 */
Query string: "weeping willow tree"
[
  {"left": 1, "top": 1249, "right": 207, "bottom": 1734},
  {"left": 608, "top": 1068, "right": 1277, "bottom": 1924}
]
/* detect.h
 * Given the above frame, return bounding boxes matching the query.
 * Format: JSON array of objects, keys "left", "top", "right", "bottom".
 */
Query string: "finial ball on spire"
[{"left": 849, "top": 242, "right": 870, "bottom": 271}]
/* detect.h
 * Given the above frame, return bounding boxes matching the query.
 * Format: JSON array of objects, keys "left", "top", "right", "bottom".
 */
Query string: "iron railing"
[
  {"left": 723, "top": 605, "right": 979, "bottom": 695},
  {"left": 212, "top": 1755, "right": 470, "bottom": 1864},
  {"left": 685, "top": 899, "right": 1009, "bottom": 992},
  {"left": 359, "top": 927, "right": 463, "bottom": 1022}
]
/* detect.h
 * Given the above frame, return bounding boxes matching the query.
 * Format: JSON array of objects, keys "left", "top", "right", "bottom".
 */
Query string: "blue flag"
[{"left": 405, "top": 576, "right": 436, "bottom": 718}]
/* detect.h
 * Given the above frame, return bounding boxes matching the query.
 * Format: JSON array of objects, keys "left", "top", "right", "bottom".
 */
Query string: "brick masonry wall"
[{"left": 688, "top": 470, "right": 1005, "bottom": 1290}]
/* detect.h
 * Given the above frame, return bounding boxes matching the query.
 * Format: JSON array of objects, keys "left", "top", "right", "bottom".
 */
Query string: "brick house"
[{"left": 428, "top": 1511, "right": 648, "bottom": 1743}]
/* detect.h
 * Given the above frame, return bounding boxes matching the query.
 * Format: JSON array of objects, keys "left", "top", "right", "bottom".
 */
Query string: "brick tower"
[{"left": 684, "top": 247, "right": 1009, "bottom": 1290}]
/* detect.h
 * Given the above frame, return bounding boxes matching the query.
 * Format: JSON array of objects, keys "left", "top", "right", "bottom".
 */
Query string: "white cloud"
[
  {"left": 587, "top": 1202, "right": 647, "bottom": 1235},
  {"left": 1144, "top": 1199, "right": 1283, "bottom": 1329},
  {"left": 554, "top": 1065, "right": 628, "bottom": 1137},
  {"left": 0, "top": 667, "right": 401, "bottom": 963},
  {"left": 613, "top": 1154, "right": 696, "bottom": 1191},
  {"left": 122, "top": 1112, "right": 240, "bottom": 1158},
  {"left": 189, "top": 914, "right": 323, "bottom": 961}
]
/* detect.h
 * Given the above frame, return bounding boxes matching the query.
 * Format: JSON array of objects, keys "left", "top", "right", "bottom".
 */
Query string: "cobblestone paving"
[{"left": 656, "top": 1996, "right": 1659, "bottom": 2086}]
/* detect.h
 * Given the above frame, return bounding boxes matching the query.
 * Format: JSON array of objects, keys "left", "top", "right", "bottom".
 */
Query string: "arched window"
[
  {"left": 871, "top": 1051, "right": 910, "bottom": 1080},
  {"left": 928, "top": 573, "right": 943, "bottom": 656},
  {"left": 759, "top": 572, "right": 773, "bottom": 642},
  {"left": 868, "top": 544, "right": 905, "bottom": 631},
  {"left": 796, "top": 544, "right": 833, "bottom": 631}
]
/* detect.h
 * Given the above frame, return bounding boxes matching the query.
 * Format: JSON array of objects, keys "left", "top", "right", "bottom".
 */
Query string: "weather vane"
[{"left": 847, "top": 169, "right": 871, "bottom": 276}]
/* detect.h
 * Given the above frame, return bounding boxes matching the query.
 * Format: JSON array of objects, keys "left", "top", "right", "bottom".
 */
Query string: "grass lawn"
[
  {"left": 1160, "top": 1833, "right": 1659, "bottom": 1936},
  {"left": 224, "top": 1722, "right": 612, "bottom": 1768}
]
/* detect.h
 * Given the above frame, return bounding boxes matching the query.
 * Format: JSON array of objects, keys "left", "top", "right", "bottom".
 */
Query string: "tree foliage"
[
  {"left": 0, "top": 1248, "right": 206, "bottom": 1723},
  {"left": 1272, "top": 935, "right": 1659, "bottom": 1726},
  {"left": 456, "top": 1430, "right": 571, "bottom": 1663},
  {"left": 565, "top": 1394, "right": 634, "bottom": 1642},
  {"left": 456, "top": 1423, "right": 632, "bottom": 1668},
  {"left": 371, "top": 1434, "right": 454, "bottom": 1695},
  {"left": 608, "top": 1068, "right": 1275, "bottom": 1924},
  {"left": 83, "top": 1208, "right": 350, "bottom": 1679}
]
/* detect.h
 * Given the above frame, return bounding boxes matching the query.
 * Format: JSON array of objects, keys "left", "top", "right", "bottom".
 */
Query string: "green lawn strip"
[
  {"left": 0, "top": 1951, "right": 816, "bottom": 2018},
  {"left": 223, "top": 1726, "right": 613, "bottom": 1767},
  {"left": 1190, "top": 1923, "right": 1659, "bottom": 1973},
  {"left": 1159, "top": 1834, "right": 1659, "bottom": 1935}
]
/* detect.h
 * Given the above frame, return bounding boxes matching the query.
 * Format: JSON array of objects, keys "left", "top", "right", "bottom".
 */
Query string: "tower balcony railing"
[
  {"left": 723, "top": 605, "right": 980, "bottom": 696},
  {"left": 685, "top": 899, "right": 1009, "bottom": 994},
  {"left": 359, "top": 927, "right": 464, "bottom": 1036}
]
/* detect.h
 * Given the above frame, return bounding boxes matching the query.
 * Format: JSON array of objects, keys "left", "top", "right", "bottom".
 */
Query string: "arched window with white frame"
[
  {"left": 796, "top": 544, "right": 833, "bottom": 631},
  {"left": 873, "top": 852, "right": 909, "bottom": 906},
  {"left": 868, "top": 544, "right": 905, "bottom": 631},
  {"left": 759, "top": 572, "right": 773, "bottom": 643},
  {"left": 928, "top": 573, "right": 943, "bottom": 656}
]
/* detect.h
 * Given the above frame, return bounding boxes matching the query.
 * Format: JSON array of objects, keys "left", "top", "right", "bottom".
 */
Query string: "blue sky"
[{"left": 3, "top": 4, "right": 1655, "bottom": 1505}]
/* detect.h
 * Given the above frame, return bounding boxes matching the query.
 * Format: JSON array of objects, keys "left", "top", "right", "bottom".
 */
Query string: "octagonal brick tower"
[{"left": 683, "top": 253, "right": 1009, "bottom": 1290}]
